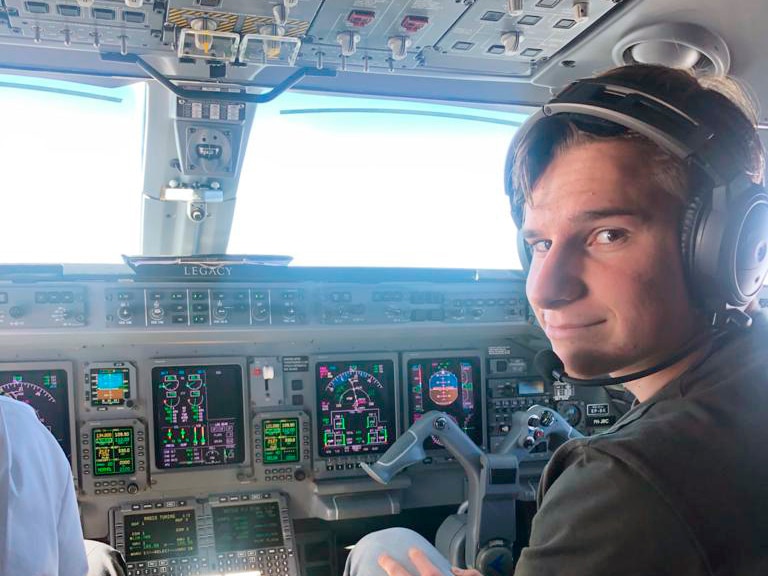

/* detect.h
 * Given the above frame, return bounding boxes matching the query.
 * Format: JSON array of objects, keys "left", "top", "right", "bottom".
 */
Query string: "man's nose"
[{"left": 526, "top": 243, "right": 586, "bottom": 310}]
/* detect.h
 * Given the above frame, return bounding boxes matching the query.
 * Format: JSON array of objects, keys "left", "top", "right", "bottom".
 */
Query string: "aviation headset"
[{"left": 504, "top": 77, "right": 768, "bottom": 324}]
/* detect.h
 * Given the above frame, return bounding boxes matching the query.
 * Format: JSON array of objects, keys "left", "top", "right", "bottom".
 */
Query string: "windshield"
[
  {"left": 0, "top": 76, "right": 526, "bottom": 269},
  {"left": 229, "top": 92, "right": 527, "bottom": 270},
  {"left": 0, "top": 75, "right": 146, "bottom": 264}
]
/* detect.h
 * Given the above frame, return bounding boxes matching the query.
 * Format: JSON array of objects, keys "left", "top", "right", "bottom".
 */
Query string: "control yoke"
[
  {"left": 498, "top": 405, "right": 584, "bottom": 458},
  {"left": 362, "top": 407, "right": 584, "bottom": 572},
  {"left": 361, "top": 411, "right": 483, "bottom": 485}
]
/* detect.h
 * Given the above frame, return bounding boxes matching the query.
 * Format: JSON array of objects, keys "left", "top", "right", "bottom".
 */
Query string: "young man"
[{"left": 347, "top": 64, "right": 768, "bottom": 575}]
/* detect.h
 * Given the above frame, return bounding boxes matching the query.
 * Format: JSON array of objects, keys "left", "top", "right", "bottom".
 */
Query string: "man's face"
[{"left": 522, "top": 140, "right": 702, "bottom": 377}]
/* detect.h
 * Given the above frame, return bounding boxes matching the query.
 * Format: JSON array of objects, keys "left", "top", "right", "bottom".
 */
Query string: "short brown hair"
[{"left": 508, "top": 64, "right": 765, "bottom": 225}]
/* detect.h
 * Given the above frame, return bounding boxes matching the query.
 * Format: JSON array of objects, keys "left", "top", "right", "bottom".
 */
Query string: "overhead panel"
[
  {"left": 422, "top": 0, "right": 619, "bottom": 78},
  {"left": 300, "top": 0, "right": 467, "bottom": 73},
  {"left": 0, "top": 0, "right": 625, "bottom": 85},
  {"left": 3, "top": 0, "right": 165, "bottom": 54}
]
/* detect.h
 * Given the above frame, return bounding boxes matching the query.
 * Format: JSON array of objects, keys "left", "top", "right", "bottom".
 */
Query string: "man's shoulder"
[{"left": 0, "top": 395, "right": 42, "bottom": 425}]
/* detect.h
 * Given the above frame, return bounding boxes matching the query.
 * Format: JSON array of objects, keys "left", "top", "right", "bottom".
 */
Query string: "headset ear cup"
[
  {"left": 727, "top": 190, "right": 768, "bottom": 305},
  {"left": 679, "top": 194, "right": 705, "bottom": 301},
  {"left": 517, "top": 228, "right": 532, "bottom": 273}
]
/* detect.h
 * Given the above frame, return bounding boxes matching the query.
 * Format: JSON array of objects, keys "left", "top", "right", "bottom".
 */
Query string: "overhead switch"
[
  {"left": 347, "top": 10, "right": 375, "bottom": 28},
  {"left": 501, "top": 30, "right": 524, "bottom": 55},
  {"left": 76, "top": 0, "right": 94, "bottom": 7},
  {"left": 387, "top": 35, "right": 412, "bottom": 61},
  {"left": 507, "top": 0, "right": 524, "bottom": 16},
  {"left": 401, "top": 15, "right": 429, "bottom": 33},
  {"left": 273, "top": 4, "right": 288, "bottom": 26},
  {"left": 337, "top": 30, "right": 361, "bottom": 56},
  {"left": 124, "top": 0, "right": 143, "bottom": 7}
]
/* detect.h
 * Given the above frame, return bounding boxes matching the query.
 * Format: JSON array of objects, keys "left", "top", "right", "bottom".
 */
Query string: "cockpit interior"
[{"left": 0, "top": 0, "right": 766, "bottom": 574}]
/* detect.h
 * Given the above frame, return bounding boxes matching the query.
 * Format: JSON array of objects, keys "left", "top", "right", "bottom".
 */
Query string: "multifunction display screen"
[
  {"left": 316, "top": 360, "right": 396, "bottom": 457},
  {"left": 0, "top": 368, "right": 72, "bottom": 459},
  {"left": 408, "top": 357, "right": 483, "bottom": 448},
  {"left": 517, "top": 379, "right": 545, "bottom": 396},
  {"left": 89, "top": 367, "right": 131, "bottom": 407},
  {"left": 124, "top": 510, "right": 198, "bottom": 562},
  {"left": 212, "top": 502, "right": 284, "bottom": 553},
  {"left": 93, "top": 426, "right": 135, "bottom": 476},
  {"left": 262, "top": 418, "right": 299, "bottom": 464},
  {"left": 152, "top": 364, "right": 245, "bottom": 469}
]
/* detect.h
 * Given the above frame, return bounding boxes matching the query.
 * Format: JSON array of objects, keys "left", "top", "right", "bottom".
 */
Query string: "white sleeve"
[{"left": 56, "top": 457, "right": 88, "bottom": 576}]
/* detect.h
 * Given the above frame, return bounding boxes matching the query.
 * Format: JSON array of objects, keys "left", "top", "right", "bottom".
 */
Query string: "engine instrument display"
[
  {"left": 152, "top": 363, "right": 245, "bottom": 469},
  {"left": 93, "top": 426, "right": 135, "bottom": 476},
  {"left": 316, "top": 359, "right": 396, "bottom": 457},
  {"left": 408, "top": 356, "right": 483, "bottom": 448},
  {"left": 88, "top": 364, "right": 133, "bottom": 407},
  {"left": 0, "top": 367, "right": 72, "bottom": 459},
  {"left": 212, "top": 502, "right": 284, "bottom": 553},
  {"left": 124, "top": 509, "right": 198, "bottom": 563},
  {"left": 262, "top": 418, "right": 299, "bottom": 464}
]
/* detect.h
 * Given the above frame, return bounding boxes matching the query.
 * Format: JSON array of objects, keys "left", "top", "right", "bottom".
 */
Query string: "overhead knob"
[
  {"left": 337, "top": 30, "right": 361, "bottom": 57},
  {"left": 573, "top": 0, "right": 589, "bottom": 22},
  {"left": 8, "top": 306, "right": 24, "bottom": 319},
  {"left": 501, "top": 30, "right": 524, "bottom": 55},
  {"left": 387, "top": 35, "right": 412, "bottom": 61}
]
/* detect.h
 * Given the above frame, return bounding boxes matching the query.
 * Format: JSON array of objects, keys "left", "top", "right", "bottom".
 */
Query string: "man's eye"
[
  {"left": 530, "top": 239, "right": 552, "bottom": 253},
  {"left": 594, "top": 229, "right": 627, "bottom": 244}
]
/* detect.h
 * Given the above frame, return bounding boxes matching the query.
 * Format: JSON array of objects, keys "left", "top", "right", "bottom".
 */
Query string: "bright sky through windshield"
[
  {"left": 0, "top": 76, "right": 524, "bottom": 269},
  {"left": 229, "top": 92, "right": 526, "bottom": 269},
  {"left": 0, "top": 75, "right": 145, "bottom": 264}
]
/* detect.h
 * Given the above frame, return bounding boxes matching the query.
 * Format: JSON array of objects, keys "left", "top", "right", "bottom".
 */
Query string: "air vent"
[{"left": 613, "top": 23, "right": 730, "bottom": 75}]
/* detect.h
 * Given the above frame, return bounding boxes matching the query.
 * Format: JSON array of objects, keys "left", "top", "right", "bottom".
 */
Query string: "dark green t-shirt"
[{"left": 515, "top": 321, "right": 768, "bottom": 576}]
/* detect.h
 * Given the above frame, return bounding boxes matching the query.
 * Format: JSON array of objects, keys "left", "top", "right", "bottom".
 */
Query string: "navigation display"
[
  {"left": 124, "top": 509, "right": 198, "bottom": 563},
  {"left": 93, "top": 427, "right": 135, "bottom": 476},
  {"left": 0, "top": 368, "right": 72, "bottom": 459},
  {"left": 89, "top": 366, "right": 131, "bottom": 407},
  {"left": 262, "top": 418, "right": 299, "bottom": 464},
  {"left": 212, "top": 502, "right": 284, "bottom": 553},
  {"left": 316, "top": 360, "right": 396, "bottom": 457},
  {"left": 152, "top": 364, "right": 245, "bottom": 469},
  {"left": 408, "top": 357, "right": 483, "bottom": 448}
]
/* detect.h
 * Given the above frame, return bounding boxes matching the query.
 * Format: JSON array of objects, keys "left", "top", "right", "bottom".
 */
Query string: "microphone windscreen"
[{"left": 534, "top": 349, "right": 564, "bottom": 384}]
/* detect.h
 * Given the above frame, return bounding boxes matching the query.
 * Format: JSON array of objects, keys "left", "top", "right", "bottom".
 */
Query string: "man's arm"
[{"left": 515, "top": 445, "right": 709, "bottom": 576}]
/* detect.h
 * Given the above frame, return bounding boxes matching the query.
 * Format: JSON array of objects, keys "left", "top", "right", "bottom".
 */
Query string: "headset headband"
[{"left": 506, "top": 79, "right": 748, "bottom": 224}]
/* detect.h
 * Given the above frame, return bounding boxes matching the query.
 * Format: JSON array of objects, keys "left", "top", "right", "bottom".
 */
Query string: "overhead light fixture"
[{"left": 612, "top": 22, "right": 730, "bottom": 75}]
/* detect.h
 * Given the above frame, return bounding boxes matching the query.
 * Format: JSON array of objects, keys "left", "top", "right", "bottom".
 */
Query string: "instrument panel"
[{"left": 0, "top": 274, "right": 631, "bottom": 557}]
